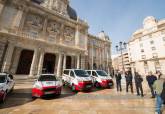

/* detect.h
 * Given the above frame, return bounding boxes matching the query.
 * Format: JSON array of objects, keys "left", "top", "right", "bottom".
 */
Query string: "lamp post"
[{"left": 115, "top": 41, "right": 127, "bottom": 73}]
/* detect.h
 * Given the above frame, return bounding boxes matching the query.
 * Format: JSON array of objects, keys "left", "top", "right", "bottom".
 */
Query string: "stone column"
[
  {"left": 29, "top": 49, "right": 38, "bottom": 77},
  {"left": 57, "top": 53, "right": 62, "bottom": 77},
  {"left": 10, "top": 48, "right": 22, "bottom": 74},
  {"left": 42, "top": 17, "right": 48, "bottom": 40},
  {"left": 0, "top": 4, "right": 4, "bottom": 15},
  {"left": 77, "top": 54, "right": 80, "bottom": 69},
  {"left": 48, "top": 0, "right": 53, "bottom": 9},
  {"left": 84, "top": 29, "right": 88, "bottom": 52},
  {"left": 11, "top": 7, "right": 24, "bottom": 30},
  {"left": 75, "top": 24, "right": 80, "bottom": 47},
  {"left": 63, "top": 54, "right": 66, "bottom": 70},
  {"left": 60, "top": 24, "right": 64, "bottom": 44},
  {"left": 0, "top": 0, "right": 6, "bottom": 15},
  {"left": 2, "top": 43, "right": 15, "bottom": 72},
  {"left": 37, "top": 50, "right": 45, "bottom": 75}
]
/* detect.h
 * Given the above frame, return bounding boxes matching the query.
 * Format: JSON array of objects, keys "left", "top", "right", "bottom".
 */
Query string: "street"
[{"left": 0, "top": 78, "right": 163, "bottom": 114}]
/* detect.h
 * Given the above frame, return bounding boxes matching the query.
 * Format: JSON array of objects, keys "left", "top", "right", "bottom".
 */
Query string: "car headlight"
[{"left": 34, "top": 84, "right": 42, "bottom": 90}]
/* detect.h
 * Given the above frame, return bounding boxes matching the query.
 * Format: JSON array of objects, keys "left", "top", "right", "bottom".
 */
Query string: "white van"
[
  {"left": 86, "top": 70, "right": 114, "bottom": 88},
  {"left": 62, "top": 69, "right": 93, "bottom": 91}
]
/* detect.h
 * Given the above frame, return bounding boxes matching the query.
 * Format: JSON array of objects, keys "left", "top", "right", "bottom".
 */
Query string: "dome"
[
  {"left": 67, "top": 5, "right": 77, "bottom": 20},
  {"left": 143, "top": 16, "right": 157, "bottom": 29},
  {"left": 143, "top": 16, "right": 156, "bottom": 23},
  {"left": 97, "top": 31, "right": 110, "bottom": 41}
]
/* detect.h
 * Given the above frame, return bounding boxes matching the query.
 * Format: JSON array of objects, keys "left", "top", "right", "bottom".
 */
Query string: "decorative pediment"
[
  {"left": 64, "top": 26, "right": 75, "bottom": 41},
  {"left": 25, "top": 13, "right": 43, "bottom": 30},
  {"left": 47, "top": 21, "right": 61, "bottom": 34}
]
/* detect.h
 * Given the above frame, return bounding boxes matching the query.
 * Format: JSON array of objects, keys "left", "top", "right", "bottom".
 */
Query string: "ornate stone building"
[
  {"left": 87, "top": 31, "right": 112, "bottom": 73},
  {"left": 0, "top": 0, "right": 112, "bottom": 77},
  {"left": 128, "top": 16, "right": 165, "bottom": 75}
]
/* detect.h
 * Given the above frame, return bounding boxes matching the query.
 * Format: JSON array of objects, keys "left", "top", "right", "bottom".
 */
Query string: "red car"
[{"left": 32, "top": 74, "right": 62, "bottom": 98}]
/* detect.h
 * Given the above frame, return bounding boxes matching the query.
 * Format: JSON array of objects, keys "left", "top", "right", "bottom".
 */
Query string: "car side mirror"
[{"left": 7, "top": 80, "right": 10, "bottom": 83}]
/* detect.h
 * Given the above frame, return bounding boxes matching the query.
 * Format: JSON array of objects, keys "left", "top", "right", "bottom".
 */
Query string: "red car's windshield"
[{"left": 38, "top": 75, "right": 57, "bottom": 81}]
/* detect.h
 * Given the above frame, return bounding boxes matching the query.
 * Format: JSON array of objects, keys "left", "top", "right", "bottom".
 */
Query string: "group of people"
[{"left": 114, "top": 70, "right": 165, "bottom": 114}]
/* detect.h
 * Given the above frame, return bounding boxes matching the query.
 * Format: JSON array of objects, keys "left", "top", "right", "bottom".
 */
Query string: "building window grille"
[
  {"left": 140, "top": 43, "right": 143, "bottom": 47},
  {"left": 150, "top": 40, "right": 154, "bottom": 44},
  {"left": 151, "top": 47, "right": 156, "bottom": 51},
  {"left": 163, "top": 37, "right": 165, "bottom": 41},
  {"left": 152, "top": 53, "right": 158, "bottom": 58},
  {"left": 141, "top": 49, "right": 144, "bottom": 53},
  {"left": 141, "top": 55, "right": 146, "bottom": 60}
]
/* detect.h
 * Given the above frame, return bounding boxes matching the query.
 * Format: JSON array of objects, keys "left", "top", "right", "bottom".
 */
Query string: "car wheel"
[
  {"left": 1, "top": 92, "right": 7, "bottom": 103},
  {"left": 62, "top": 80, "right": 65, "bottom": 86},
  {"left": 71, "top": 84, "right": 76, "bottom": 92},
  {"left": 32, "top": 96, "right": 37, "bottom": 100},
  {"left": 95, "top": 82, "right": 101, "bottom": 88}
]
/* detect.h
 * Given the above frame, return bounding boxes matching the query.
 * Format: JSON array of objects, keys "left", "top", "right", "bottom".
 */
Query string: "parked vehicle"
[
  {"left": 0, "top": 73, "right": 15, "bottom": 103},
  {"left": 62, "top": 69, "right": 93, "bottom": 91},
  {"left": 32, "top": 74, "right": 62, "bottom": 98},
  {"left": 86, "top": 70, "right": 114, "bottom": 88}
]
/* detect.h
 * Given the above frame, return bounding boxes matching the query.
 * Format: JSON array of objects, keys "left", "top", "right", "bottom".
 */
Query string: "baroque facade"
[
  {"left": 0, "top": 0, "right": 112, "bottom": 77},
  {"left": 128, "top": 16, "right": 165, "bottom": 76}
]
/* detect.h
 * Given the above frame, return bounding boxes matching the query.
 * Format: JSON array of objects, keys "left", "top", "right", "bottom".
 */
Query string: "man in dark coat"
[
  {"left": 115, "top": 71, "right": 122, "bottom": 92},
  {"left": 125, "top": 71, "right": 133, "bottom": 93},
  {"left": 134, "top": 72, "right": 144, "bottom": 97},
  {"left": 146, "top": 71, "right": 157, "bottom": 98}
]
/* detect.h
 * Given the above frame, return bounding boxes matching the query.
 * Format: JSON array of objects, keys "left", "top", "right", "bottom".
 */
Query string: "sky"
[{"left": 70, "top": 0, "right": 165, "bottom": 54}]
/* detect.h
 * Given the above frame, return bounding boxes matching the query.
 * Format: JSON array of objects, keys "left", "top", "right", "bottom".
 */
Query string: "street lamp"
[{"left": 115, "top": 41, "right": 127, "bottom": 73}]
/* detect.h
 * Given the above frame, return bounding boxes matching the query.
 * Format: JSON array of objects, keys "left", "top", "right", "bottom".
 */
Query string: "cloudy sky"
[{"left": 70, "top": 0, "right": 165, "bottom": 54}]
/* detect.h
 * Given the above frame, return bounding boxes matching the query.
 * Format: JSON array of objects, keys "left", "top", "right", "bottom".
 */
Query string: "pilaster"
[{"left": 2, "top": 43, "right": 15, "bottom": 73}]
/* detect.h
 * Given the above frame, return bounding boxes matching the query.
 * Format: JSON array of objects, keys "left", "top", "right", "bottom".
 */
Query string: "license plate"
[
  {"left": 86, "top": 85, "right": 92, "bottom": 88},
  {"left": 46, "top": 82, "right": 53, "bottom": 84},
  {"left": 45, "top": 91, "right": 54, "bottom": 94},
  {"left": 109, "top": 83, "right": 113, "bottom": 86}
]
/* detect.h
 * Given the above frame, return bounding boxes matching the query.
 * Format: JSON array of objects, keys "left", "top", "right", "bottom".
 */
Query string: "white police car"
[{"left": 0, "top": 73, "right": 15, "bottom": 103}]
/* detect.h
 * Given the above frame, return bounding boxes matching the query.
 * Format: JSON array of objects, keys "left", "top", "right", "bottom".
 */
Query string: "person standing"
[
  {"left": 115, "top": 71, "right": 122, "bottom": 92},
  {"left": 134, "top": 72, "right": 144, "bottom": 97},
  {"left": 125, "top": 71, "right": 133, "bottom": 93},
  {"left": 153, "top": 75, "right": 165, "bottom": 114},
  {"left": 146, "top": 71, "right": 157, "bottom": 98}
]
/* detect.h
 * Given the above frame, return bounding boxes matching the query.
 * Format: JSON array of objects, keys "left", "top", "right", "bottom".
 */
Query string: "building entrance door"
[
  {"left": 16, "top": 50, "right": 34, "bottom": 74},
  {"left": 66, "top": 56, "right": 72, "bottom": 69},
  {"left": 43, "top": 53, "right": 56, "bottom": 74}
]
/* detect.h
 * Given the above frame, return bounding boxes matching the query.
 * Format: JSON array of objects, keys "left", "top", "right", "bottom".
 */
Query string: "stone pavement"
[{"left": 0, "top": 78, "right": 164, "bottom": 114}]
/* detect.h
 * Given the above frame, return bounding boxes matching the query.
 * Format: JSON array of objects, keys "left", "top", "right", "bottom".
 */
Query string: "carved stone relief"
[
  {"left": 47, "top": 21, "right": 61, "bottom": 42},
  {"left": 25, "top": 13, "right": 43, "bottom": 30},
  {"left": 63, "top": 26, "right": 75, "bottom": 42},
  {"left": 47, "top": 21, "right": 61, "bottom": 34}
]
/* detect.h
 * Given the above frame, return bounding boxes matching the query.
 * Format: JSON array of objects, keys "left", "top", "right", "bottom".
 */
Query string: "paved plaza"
[{"left": 0, "top": 78, "right": 164, "bottom": 114}]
